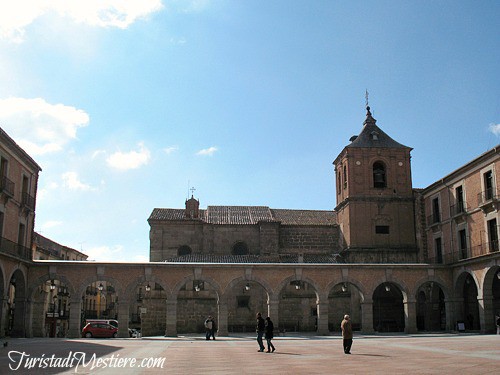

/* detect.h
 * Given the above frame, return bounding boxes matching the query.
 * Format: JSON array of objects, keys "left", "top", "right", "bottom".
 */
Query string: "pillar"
[
  {"left": 0, "top": 297, "right": 8, "bottom": 337},
  {"left": 165, "top": 299, "right": 177, "bottom": 337},
  {"left": 67, "top": 297, "right": 82, "bottom": 338},
  {"left": 117, "top": 302, "right": 129, "bottom": 338},
  {"left": 316, "top": 299, "right": 329, "bottom": 335},
  {"left": 404, "top": 298, "right": 417, "bottom": 334},
  {"left": 217, "top": 301, "right": 228, "bottom": 336},
  {"left": 267, "top": 298, "right": 279, "bottom": 330},
  {"left": 361, "top": 300, "right": 374, "bottom": 334}
]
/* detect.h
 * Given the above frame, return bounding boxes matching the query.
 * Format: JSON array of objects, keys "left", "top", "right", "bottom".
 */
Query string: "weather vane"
[{"left": 190, "top": 186, "right": 196, "bottom": 197}]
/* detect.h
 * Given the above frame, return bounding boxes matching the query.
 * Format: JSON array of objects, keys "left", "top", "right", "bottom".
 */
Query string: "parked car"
[
  {"left": 85, "top": 319, "right": 118, "bottom": 328},
  {"left": 82, "top": 322, "right": 118, "bottom": 338}
]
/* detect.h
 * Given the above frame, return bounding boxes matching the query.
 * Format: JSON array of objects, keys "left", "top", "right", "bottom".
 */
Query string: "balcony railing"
[
  {"left": 0, "top": 236, "right": 31, "bottom": 260},
  {"left": 450, "top": 202, "right": 467, "bottom": 217},
  {"left": 426, "top": 213, "right": 441, "bottom": 226},
  {"left": 477, "top": 188, "right": 499, "bottom": 206},
  {"left": 22, "top": 192, "right": 35, "bottom": 211},
  {"left": 426, "top": 241, "right": 499, "bottom": 264},
  {"left": 0, "top": 176, "right": 14, "bottom": 197}
]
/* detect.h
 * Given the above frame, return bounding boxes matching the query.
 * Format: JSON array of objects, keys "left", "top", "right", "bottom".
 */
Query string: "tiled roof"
[
  {"left": 165, "top": 253, "right": 343, "bottom": 263},
  {"left": 347, "top": 107, "right": 410, "bottom": 149},
  {"left": 149, "top": 206, "right": 337, "bottom": 226},
  {"left": 271, "top": 209, "right": 337, "bottom": 225},
  {"left": 205, "top": 206, "right": 275, "bottom": 225}
]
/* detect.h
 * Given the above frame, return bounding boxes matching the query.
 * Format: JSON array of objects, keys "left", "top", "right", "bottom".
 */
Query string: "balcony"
[
  {"left": 0, "top": 236, "right": 31, "bottom": 261},
  {"left": 450, "top": 202, "right": 468, "bottom": 222},
  {"left": 0, "top": 175, "right": 14, "bottom": 198},
  {"left": 477, "top": 189, "right": 499, "bottom": 213},
  {"left": 22, "top": 192, "right": 35, "bottom": 211},
  {"left": 426, "top": 213, "right": 441, "bottom": 228}
]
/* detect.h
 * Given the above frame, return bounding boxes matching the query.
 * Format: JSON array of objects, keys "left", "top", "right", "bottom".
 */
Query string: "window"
[
  {"left": 0, "top": 211, "right": 4, "bottom": 238},
  {"left": 432, "top": 197, "right": 440, "bottom": 223},
  {"left": 337, "top": 170, "right": 341, "bottom": 194},
  {"left": 484, "top": 171, "right": 493, "bottom": 200},
  {"left": 435, "top": 237, "right": 443, "bottom": 264},
  {"left": 18, "top": 223, "right": 25, "bottom": 247},
  {"left": 455, "top": 186, "right": 464, "bottom": 213},
  {"left": 373, "top": 162, "right": 386, "bottom": 188},
  {"left": 232, "top": 241, "right": 249, "bottom": 255},
  {"left": 375, "top": 225, "right": 390, "bottom": 234},
  {"left": 488, "top": 218, "right": 498, "bottom": 252},
  {"left": 343, "top": 165, "right": 347, "bottom": 189},
  {"left": 458, "top": 229, "right": 467, "bottom": 259},
  {"left": 178, "top": 246, "right": 192, "bottom": 256}
]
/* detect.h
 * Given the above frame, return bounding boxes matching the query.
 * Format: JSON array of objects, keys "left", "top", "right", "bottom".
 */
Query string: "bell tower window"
[{"left": 373, "top": 162, "right": 386, "bottom": 188}]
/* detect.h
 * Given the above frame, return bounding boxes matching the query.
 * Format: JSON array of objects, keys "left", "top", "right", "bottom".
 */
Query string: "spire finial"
[
  {"left": 190, "top": 186, "right": 196, "bottom": 198},
  {"left": 365, "top": 89, "right": 369, "bottom": 108}
]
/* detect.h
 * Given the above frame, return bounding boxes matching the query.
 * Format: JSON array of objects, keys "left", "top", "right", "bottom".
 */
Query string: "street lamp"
[
  {"left": 50, "top": 280, "right": 56, "bottom": 291},
  {"left": 245, "top": 283, "right": 250, "bottom": 291},
  {"left": 342, "top": 283, "right": 348, "bottom": 292},
  {"left": 145, "top": 283, "right": 151, "bottom": 292},
  {"left": 98, "top": 283, "right": 104, "bottom": 292}
]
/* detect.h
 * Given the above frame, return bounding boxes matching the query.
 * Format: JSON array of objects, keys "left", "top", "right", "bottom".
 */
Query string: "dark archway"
[
  {"left": 176, "top": 279, "right": 218, "bottom": 334},
  {"left": 7, "top": 269, "right": 27, "bottom": 337},
  {"left": 373, "top": 282, "right": 405, "bottom": 332},
  {"left": 463, "top": 273, "right": 480, "bottom": 330},
  {"left": 416, "top": 282, "right": 446, "bottom": 331},
  {"left": 132, "top": 282, "right": 167, "bottom": 337},
  {"left": 278, "top": 280, "right": 318, "bottom": 332},
  {"left": 227, "top": 281, "right": 267, "bottom": 333},
  {"left": 328, "top": 282, "right": 362, "bottom": 332}
]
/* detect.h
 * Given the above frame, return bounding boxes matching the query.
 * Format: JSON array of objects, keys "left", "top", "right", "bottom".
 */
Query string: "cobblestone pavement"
[{"left": 0, "top": 334, "right": 498, "bottom": 374}]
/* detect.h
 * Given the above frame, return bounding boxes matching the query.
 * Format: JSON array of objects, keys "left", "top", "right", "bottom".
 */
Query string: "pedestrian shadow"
[
  {"left": 271, "top": 352, "right": 302, "bottom": 356},
  {"left": 352, "top": 353, "right": 391, "bottom": 357}
]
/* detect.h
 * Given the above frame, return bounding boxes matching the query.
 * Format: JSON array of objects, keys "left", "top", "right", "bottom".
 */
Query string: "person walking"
[
  {"left": 265, "top": 316, "right": 276, "bottom": 353},
  {"left": 204, "top": 315, "right": 216, "bottom": 340},
  {"left": 341, "top": 314, "right": 353, "bottom": 354},
  {"left": 256, "top": 312, "right": 266, "bottom": 352}
]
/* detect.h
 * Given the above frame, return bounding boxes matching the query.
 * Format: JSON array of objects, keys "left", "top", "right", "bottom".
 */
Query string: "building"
[
  {"left": 33, "top": 232, "right": 88, "bottom": 261},
  {"left": 0, "top": 127, "right": 41, "bottom": 337},
  {"left": 0, "top": 108, "right": 498, "bottom": 339}
]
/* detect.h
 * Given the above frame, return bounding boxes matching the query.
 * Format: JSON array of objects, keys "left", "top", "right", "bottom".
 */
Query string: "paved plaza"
[{"left": 0, "top": 333, "right": 498, "bottom": 374}]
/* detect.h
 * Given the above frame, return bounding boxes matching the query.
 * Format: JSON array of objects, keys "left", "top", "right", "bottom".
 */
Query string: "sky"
[{"left": 0, "top": 1, "right": 498, "bottom": 262}]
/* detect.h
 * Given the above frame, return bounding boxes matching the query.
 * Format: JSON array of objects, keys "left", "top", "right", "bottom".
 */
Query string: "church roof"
[
  {"left": 149, "top": 206, "right": 337, "bottom": 226},
  {"left": 346, "top": 106, "right": 411, "bottom": 150},
  {"left": 164, "top": 253, "right": 343, "bottom": 263}
]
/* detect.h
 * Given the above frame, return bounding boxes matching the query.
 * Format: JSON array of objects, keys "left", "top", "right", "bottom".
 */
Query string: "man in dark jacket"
[
  {"left": 341, "top": 314, "right": 353, "bottom": 354},
  {"left": 256, "top": 312, "right": 265, "bottom": 352}
]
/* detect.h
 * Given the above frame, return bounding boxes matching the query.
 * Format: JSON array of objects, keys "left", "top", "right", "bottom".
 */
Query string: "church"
[
  {"left": 0, "top": 105, "right": 498, "bottom": 338},
  {"left": 146, "top": 106, "right": 499, "bottom": 334}
]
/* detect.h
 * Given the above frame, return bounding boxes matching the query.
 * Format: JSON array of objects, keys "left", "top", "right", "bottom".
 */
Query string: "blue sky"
[{"left": 0, "top": 1, "right": 498, "bottom": 261}]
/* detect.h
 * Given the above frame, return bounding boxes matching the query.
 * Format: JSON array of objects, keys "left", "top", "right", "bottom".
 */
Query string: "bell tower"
[{"left": 333, "top": 105, "right": 417, "bottom": 263}]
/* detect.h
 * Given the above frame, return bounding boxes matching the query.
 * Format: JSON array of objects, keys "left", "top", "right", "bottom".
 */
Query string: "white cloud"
[
  {"left": 84, "top": 244, "right": 124, "bottom": 262},
  {"left": 62, "top": 171, "right": 95, "bottom": 191},
  {"left": 0, "top": 0, "right": 164, "bottom": 43},
  {"left": 0, "top": 97, "right": 89, "bottom": 155},
  {"left": 488, "top": 123, "right": 500, "bottom": 136},
  {"left": 38, "top": 220, "right": 63, "bottom": 231},
  {"left": 163, "top": 146, "right": 178, "bottom": 154},
  {"left": 106, "top": 142, "right": 151, "bottom": 170},
  {"left": 196, "top": 146, "right": 218, "bottom": 156}
]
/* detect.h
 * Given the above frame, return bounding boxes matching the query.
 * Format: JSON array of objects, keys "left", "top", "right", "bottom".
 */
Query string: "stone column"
[
  {"left": 404, "top": 298, "right": 417, "bottom": 334},
  {"left": 478, "top": 293, "right": 494, "bottom": 333},
  {"left": 316, "top": 299, "right": 329, "bottom": 335},
  {"left": 67, "top": 297, "right": 82, "bottom": 338},
  {"left": 117, "top": 302, "right": 129, "bottom": 338},
  {"left": 11, "top": 297, "right": 26, "bottom": 337},
  {"left": 267, "top": 297, "right": 279, "bottom": 331},
  {"left": 0, "top": 297, "right": 8, "bottom": 337},
  {"left": 165, "top": 299, "right": 177, "bottom": 337},
  {"left": 361, "top": 300, "right": 374, "bottom": 334},
  {"left": 217, "top": 301, "right": 228, "bottom": 336}
]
